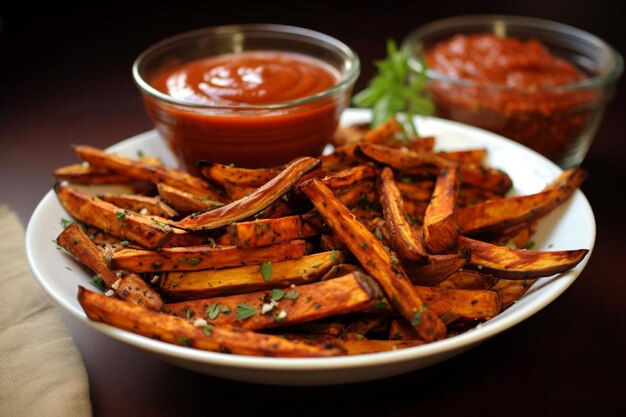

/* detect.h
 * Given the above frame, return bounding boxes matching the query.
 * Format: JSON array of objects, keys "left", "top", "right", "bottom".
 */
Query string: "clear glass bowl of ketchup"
[
  {"left": 402, "top": 15, "right": 623, "bottom": 168},
  {"left": 133, "top": 24, "right": 360, "bottom": 172}
]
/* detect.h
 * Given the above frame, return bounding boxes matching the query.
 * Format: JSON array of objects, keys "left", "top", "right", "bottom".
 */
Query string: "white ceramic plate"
[{"left": 25, "top": 108, "right": 595, "bottom": 385}]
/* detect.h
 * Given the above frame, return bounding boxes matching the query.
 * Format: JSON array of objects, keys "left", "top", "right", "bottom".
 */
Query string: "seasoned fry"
[
  {"left": 300, "top": 178, "right": 446, "bottom": 342},
  {"left": 78, "top": 287, "right": 344, "bottom": 357},
  {"left": 458, "top": 236, "right": 589, "bottom": 279},
  {"left": 404, "top": 254, "right": 467, "bottom": 286},
  {"left": 53, "top": 163, "right": 135, "bottom": 184},
  {"left": 111, "top": 240, "right": 308, "bottom": 273},
  {"left": 99, "top": 193, "right": 179, "bottom": 219},
  {"left": 160, "top": 251, "right": 344, "bottom": 298},
  {"left": 437, "top": 149, "right": 486, "bottom": 165},
  {"left": 157, "top": 182, "right": 224, "bottom": 215},
  {"left": 357, "top": 143, "right": 512, "bottom": 194},
  {"left": 389, "top": 319, "right": 419, "bottom": 340},
  {"left": 176, "top": 157, "right": 320, "bottom": 231},
  {"left": 414, "top": 286, "right": 500, "bottom": 321},
  {"left": 492, "top": 279, "right": 536, "bottom": 309},
  {"left": 55, "top": 184, "right": 174, "bottom": 249},
  {"left": 457, "top": 168, "right": 587, "bottom": 235},
  {"left": 423, "top": 167, "right": 459, "bottom": 254},
  {"left": 378, "top": 166, "right": 428, "bottom": 263},
  {"left": 228, "top": 215, "right": 318, "bottom": 248},
  {"left": 199, "top": 161, "right": 280, "bottom": 188},
  {"left": 320, "top": 164, "right": 377, "bottom": 190},
  {"left": 396, "top": 180, "right": 434, "bottom": 202},
  {"left": 165, "top": 271, "right": 382, "bottom": 330},
  {"left": 438, "top": 270, "right": 498, "bottom": 290},
  {"left": 57, "top": 223, "right": 163, "bottom": 311},
  {"left": 74, "top": 145, "right": 223, "bottom": 200}
]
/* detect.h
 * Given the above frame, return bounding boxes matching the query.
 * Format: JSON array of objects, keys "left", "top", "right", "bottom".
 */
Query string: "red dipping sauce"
[
  {"left": 141, "top": 50, "right": 348, "bottom": 172},
  {"left": 425, "top": 33, "right": 596, "bottom": 163}
]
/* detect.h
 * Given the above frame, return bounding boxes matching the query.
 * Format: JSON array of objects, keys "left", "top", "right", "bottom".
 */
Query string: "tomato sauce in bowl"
[
  {"left": 403, "top": 16, "right": 623, "bottom": 168},
  {"left": 134, "top": 25, "right": 359, "bottom": 172}
]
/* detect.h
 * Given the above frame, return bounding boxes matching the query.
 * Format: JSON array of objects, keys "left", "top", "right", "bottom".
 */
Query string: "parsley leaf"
[
  {"left": 270, "top": 288, "right": 285, "bottom": 301},
  {"left": 91, "top": 275, "right": 105, "bottom": 291},
  {"left": 236, "top": 303, "right": 258, "bottom": 320},
  {"left": 260, "top": 261, "right": 273, "bottom": 282}
]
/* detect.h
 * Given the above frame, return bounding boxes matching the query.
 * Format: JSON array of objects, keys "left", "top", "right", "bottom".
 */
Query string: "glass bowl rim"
[
  {"left": 402, "top": 14, "right": 624, "bottom": 93},
  {"left": 132, "top": 23, "right": 361, "bottom": 110}
]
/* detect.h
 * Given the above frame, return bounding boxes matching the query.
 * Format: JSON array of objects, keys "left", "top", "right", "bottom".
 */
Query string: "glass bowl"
[
  {"left": 402, "top": 15, "right": 623, "bottom": 168},
  {"left": 133, "top": 24, "right": 360, "bottom": 173}
]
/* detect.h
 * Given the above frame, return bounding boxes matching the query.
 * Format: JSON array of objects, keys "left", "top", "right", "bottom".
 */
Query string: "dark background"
[{"left": 1, "top": 1, "right": 625, "bottom": 416}]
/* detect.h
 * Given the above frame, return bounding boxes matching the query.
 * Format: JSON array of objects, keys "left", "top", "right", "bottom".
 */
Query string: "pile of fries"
[{"left": 53, "top": 117, "right": 589, "bottom": 357}]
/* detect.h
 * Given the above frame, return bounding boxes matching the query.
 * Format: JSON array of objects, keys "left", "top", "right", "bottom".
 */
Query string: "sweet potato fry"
[
  {"left": 55, "top": 184, "right": 174, "bottom": 249},
  {"left": 111, "top": 239, "right": 308, "bottom": 273},
  {"left": 423, "top": 167, "right": 459, "bottom": 254},
  {"left": 396, "top": 180, "right": 434, "bottom": 202},
  {"left": 222, "top": 184, "right": 256, "bottom": 201},
  {"left": 78, "top": 287, "right": 344, "bottom": 357},
  {"left": 357, "top": 143, "right": 512, "bottom": 194},
  {"left": 198, "top": 161, "right": 280, "bottom": 188},
  {"left": 438, "top": 270, "right": 498, "bottom": 290},
  {"left": 389, "top": 319, "right": 419, "bottom": 340},
  {"left": 320, "top": 164, "right": 377, "bottom": 190},
  {"left": 176, "top": 157, "right": 319, "bottom": 231},
  {"left": 458, "top": 236, "right": 589, "bottom": 279},
  {"left": 319, "top": 143, "right": 362, "bottom": 171},
  {"left": 437, "top": 149, "right": 486, "bottom": 165},
  {"left": 300, "top": 178, "right": 446, "bottom": 342},
  {"left": 99, "top": 193, "right": 179, "bottom": 219},
  {"left": 378, "top": 167, "right": 428, "bottom": 262},
  {"left": 357, "top": 142, "right": 449, "bottom": 171},
  {"left": 335, "top": 339, "right": 423, "bottom": 354},
  {"left": 53, "top": 163, "right": 135, "bottom": 184},
  {"left": 457, "top": 168, "right": 586, "bottom": 235},
  {"left": 160, "top": 251, "right": 344, "bottom": 298},
  {"left": 228, "top": 215, "right": 318, "bottom": 248},
  {"left": 404, "top": 254, "right": 467, "bottom": 286},
  {"left": 73, "top": 145, "right": 223, "bottom": 200},
  {"left": 57, "top": 223, "right": 162, "bottom": 311},
  {"left": 156, "top": 182, "right": 224, "bottom": 215},
  {"left": 491, "top": 279, "right": 536, "bottom": 309},
  {"left": 414, "top": 286, "right": 500, "bottom": 321},
  {"left": 165, "top": 271, "right": 382, "bottom": 330}
]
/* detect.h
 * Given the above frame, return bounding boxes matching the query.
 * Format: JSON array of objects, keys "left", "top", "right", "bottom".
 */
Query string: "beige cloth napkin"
[{"left": 0, "top": 205, "right": 92, "bottom": 417}]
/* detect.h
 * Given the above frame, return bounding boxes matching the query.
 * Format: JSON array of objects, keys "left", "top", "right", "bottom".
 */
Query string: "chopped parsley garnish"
[
  {"left": 330, "top": 250, "right": 340, "bottom": 262},
  {"left": 207, "top": 237, "right": 217, "bottom": 247},
  {"left": 411, "top": 310, "right": 423, "bottom": 326},
  {"left": 524, "top": 241, "right": 536, "bottom": 250},
  {"left": 270, "top": 288, "right": 285, "bottom": 301},
  {"left": 284, "top": 291, "right": 299, "bottom": 300},
  {"left": 236, "top": 303, "right": 258, "bottom": 320},
  {"left": 151, "top": 261, "right": 163, "bottom": 270},
  {"left": 176, "top": 336, "right": 192, "bottom": 347},
  {"left": 186, "top": 257, "right": 202, "bottom": 266},
  {"left": 390, "top": 255, "right": 399, "bottom": 265},
  {"left": 119, "top": 240, "right": 130, "bottom": 246},
  {"left": 260, "top": 261, "right": 273, "bottom": 282},
  {"left": 374, "top": 300, "right": 388, "bottom": 310},
  {"left": 116, "top": 210, "right": 129, "bottom": 226},
  {"left": 203, "top": 325, "right": 213, "bottom": 336},
  {"left": 261, "top": 223, "right": 270, "bottom": 233},
  {"left": 136, "top": 149, "right": 145, "bottom": 158},
  {"left": 91, "top": 274, "right": 105, "bottom": 291},
  {"left": 360, "top": 241, "right": 369, "bottom": 248},
  {"left": 170, "top": 280, "right": 180, "bottom": 288},
  {"left": 60, "top": 218, "right": 72, "bottom": 228},
  {"left": 206, "top": 303, "right": 231, "bottom": 320}
]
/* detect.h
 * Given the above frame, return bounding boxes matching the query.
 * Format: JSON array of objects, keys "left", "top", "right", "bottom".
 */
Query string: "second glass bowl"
[{"left": 403, "top": 15, "right": 623, "bottom": 168}]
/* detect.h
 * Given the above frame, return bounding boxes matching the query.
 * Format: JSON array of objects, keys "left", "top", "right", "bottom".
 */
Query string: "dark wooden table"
[{"left": 2, "top": 2, "right": 625, "bottom": 416}]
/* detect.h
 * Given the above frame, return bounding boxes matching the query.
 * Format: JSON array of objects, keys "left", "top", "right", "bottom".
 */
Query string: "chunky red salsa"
[{"left": 425, "top": 33, "right": 594, "bottom": 164}]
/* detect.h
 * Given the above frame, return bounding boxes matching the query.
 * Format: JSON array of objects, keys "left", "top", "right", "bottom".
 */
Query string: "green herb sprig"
[{"left": 352, "top": 39, "right": 434, "bottom": 137}]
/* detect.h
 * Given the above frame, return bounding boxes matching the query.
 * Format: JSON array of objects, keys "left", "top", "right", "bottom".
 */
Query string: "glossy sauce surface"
[
  {"left": 151, "top": 51, "right": 339, "bottom": 106},
  {"left": 425, "top": 33, "right": 595, "bottom": 164},
  {"left": 145, "top": 51, "right": 344, "bottom": 171}
]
